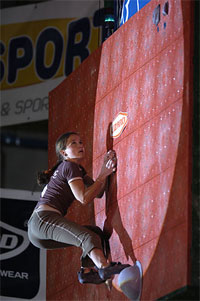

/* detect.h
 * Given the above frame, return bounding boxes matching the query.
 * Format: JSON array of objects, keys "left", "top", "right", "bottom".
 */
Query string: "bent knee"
[{"left": 82, "top": 229, "right": 102, "bottom": 254}]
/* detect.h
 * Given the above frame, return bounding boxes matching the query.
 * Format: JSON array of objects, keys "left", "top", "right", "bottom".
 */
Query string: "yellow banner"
[
  {"left": 0, "top": 1, "right": 103, "bottom": 126},
  {"left": 0, "top": 18, "right": 99, "bottom": 90}
]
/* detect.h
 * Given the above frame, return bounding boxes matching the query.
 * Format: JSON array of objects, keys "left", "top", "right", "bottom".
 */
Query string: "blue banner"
[{"left": 120, "top": 0, "right": 152, "bottom": 26}]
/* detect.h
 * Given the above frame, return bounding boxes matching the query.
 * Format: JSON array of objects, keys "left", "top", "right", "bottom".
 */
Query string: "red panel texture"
[{"left": 48, "top": 0, "right": 193, "bottom": 299}]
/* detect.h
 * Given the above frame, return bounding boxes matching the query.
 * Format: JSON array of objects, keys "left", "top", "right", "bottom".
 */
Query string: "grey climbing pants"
[{"left": 28, "top": 210, "right": 103, "bottom": 267}]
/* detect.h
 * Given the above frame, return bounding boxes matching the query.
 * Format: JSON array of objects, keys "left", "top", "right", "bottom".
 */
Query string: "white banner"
[{"left": 0, "top": 0, "right": 104, "bottom": 126}]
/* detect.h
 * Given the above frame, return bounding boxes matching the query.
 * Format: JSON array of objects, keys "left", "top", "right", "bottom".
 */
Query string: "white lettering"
[
  {"left": 110, "top": 113, "right": 128, "bottom": 138},
  {"left": 0, "top": 234, "right": 18, "bottom": 249},
  {"left": 0, "top": 221, "right": 30, "bottom": 261},
  {"left": 0, "top": 269, "right": 29, "bottom": 280},
  {"left": 14, "top": 96, "right": 48, "bottom": 115}
]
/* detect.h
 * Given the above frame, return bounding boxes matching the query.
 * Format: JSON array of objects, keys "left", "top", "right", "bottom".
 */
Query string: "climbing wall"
[{"left": 48, "top": 0, "right": 193, "bottom": 300}]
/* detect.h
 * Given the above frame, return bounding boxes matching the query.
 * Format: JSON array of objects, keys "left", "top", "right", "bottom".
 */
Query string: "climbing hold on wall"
[
  {"left": 163, "top": 1, "right": 169, "bottom": 16},
  {"left": 118, "top": 261, "right": 143, "bottom": 300},
  {"left": 110, "top": 112, "right": 128, "bottom": 139},
  {"left": 153, "top": 4, "right": 160, "bottom": 26}
]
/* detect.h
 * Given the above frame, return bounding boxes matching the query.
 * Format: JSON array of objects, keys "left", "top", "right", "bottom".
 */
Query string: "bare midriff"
[{"left": 36, "top": 204, "right": 61, "bottom": 215}]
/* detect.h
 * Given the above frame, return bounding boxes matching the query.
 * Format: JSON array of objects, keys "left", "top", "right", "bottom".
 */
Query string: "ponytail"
[
  {"left": 37, "top": 161, "right": 62, "bottom": 186},
  {"left": 37, "top": 131, "right": 78, "bottom": 186}
]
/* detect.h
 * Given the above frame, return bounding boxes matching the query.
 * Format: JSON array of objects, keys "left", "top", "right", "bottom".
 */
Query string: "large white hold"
[{"left": 118, "top": 261, "right": 143, "bottom": 300}]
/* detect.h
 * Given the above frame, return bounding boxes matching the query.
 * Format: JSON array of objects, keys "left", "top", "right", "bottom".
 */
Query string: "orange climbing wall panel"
[{"left": 48, "top": 0, "right": 193, "bottom": 300}]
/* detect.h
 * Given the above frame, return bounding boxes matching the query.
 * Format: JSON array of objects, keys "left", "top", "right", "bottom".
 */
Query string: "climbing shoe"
[
  {"left": 98, "top": 262, "right": 131, "bottom": 281},
  {"left": 78, "top": 268, "right": 106, "bottom": 285}
]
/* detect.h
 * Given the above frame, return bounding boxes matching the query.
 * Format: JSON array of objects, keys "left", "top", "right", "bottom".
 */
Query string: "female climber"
[{"left": 28, "top": 131, "right": 129, "bottom": 284}]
